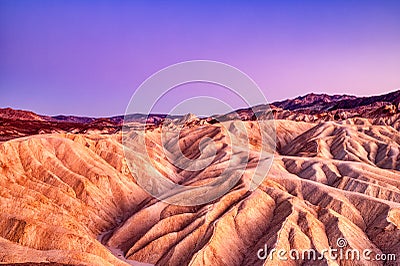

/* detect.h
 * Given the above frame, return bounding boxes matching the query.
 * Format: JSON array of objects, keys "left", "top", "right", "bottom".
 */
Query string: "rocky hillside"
[{"left": 0, "top": 90, "right": 399, "bottom": 265}]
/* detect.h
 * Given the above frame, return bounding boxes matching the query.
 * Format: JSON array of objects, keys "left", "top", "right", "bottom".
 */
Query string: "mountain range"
[{"left": 0, "top": 90, "right": 399, "bottom": 265}]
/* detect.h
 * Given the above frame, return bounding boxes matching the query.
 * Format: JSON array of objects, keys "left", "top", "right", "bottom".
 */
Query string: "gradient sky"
[{"left": 1, "top": 0, "right": 399, "bottom": 116}]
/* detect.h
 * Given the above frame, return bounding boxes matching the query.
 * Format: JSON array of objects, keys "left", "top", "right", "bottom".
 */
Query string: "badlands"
[{"left": 0, "top": 90, "right": 399, "bottom": 265}]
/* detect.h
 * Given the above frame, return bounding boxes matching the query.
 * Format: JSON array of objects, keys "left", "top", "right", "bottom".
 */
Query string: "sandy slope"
[
  {"left": 0, "top": 113, "right": 399, "bottom": 265},
  {"left": 1, "top": 91, "right": 399, "bottom": 265}
]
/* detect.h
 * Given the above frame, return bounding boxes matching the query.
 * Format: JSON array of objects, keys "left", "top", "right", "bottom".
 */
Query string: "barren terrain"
[{"left": 0, "top": 91, "right": 399, "bottom": 265}]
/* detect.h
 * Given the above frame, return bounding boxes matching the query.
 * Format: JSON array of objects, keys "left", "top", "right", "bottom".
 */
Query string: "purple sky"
[{"left": 1, "top": 1, "right": 399, "bottom": 116}]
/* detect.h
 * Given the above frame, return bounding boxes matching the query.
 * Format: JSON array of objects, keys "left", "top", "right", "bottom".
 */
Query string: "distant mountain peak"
[
  {"left": 272, "top": 90, "right": 400, "bottom": 112},
  {"left": 0, "top": 107, "right": 46, "bottom": 121}
]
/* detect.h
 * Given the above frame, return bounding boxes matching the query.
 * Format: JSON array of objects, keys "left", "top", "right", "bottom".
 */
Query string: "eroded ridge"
[{"left": 0, "top": 90, "right": 399, "bottom": 265}]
